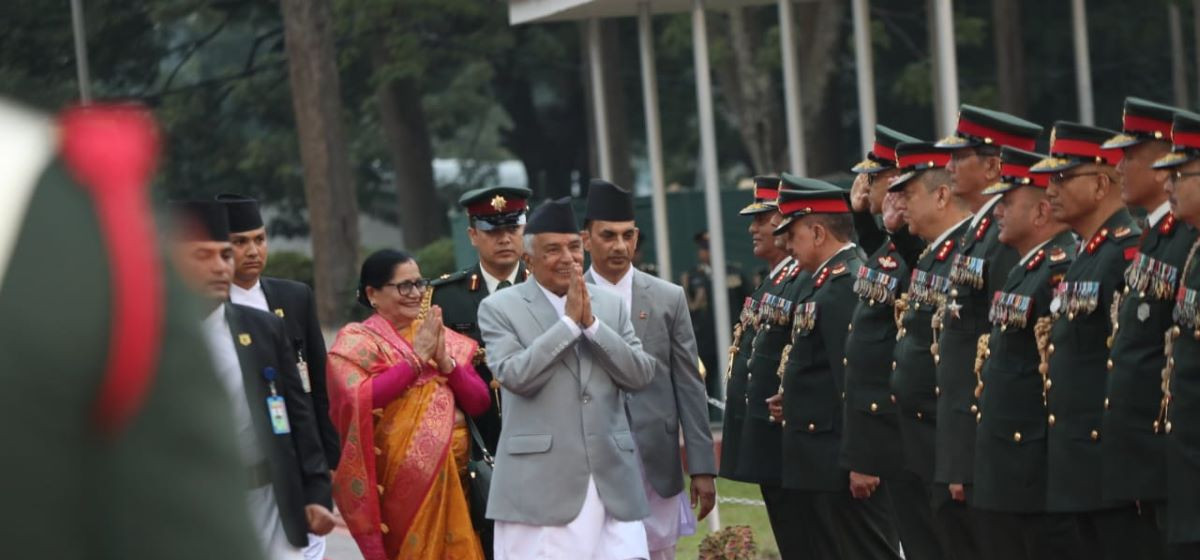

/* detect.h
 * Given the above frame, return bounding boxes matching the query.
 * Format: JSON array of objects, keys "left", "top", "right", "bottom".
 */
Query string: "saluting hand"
[{"left": 850, "top": 172, "right": 871, "bottom": 213}]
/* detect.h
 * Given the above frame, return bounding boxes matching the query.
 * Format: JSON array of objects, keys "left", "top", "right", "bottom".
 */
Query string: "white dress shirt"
[
  {"left": 588, "top": 266, "right": 634, "bottom": 313},
  {"left": 480, "top": 263, "right": 521, "bottom": 294},
  {"left": 1148, "top": 201, "right": 1171, "bottom": 228}
]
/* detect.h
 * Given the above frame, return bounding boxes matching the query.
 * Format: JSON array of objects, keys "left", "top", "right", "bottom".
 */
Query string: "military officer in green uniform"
[
  {"left": 843, "top": 126, "right": 944, "bottom": 560},
  {"left": 431, "top": 185, "right": 532, "bottom": 454},
  {"left": 930, "top": 107, "right": 1042, "bottom": 557},
  {"left": 972, "top": 147, "right": 1082, "bottom": 560},
  {"left": 682, "top": 230, "right": 749, "bottom": 419},
  {"left": 1034, "top": 122, "right": 1143, "bottom": 560},
  {"left": 767, "top": 178, "right": 901, "bottom": 559},
  {"left": 1101, "top": 97, "right": 1193, "bottom": 559},
  {"left": 0, "top": 101, "right": 263, "bottom": 559},
  {"left": 1153, "top": 110, "right": 1200, "bottom": 557},
  {"left": 719, "top": 176, "right": 794, "bottom": 481},
  {"left": 889, "top": 141, "right": 972, "bottom": 559}
]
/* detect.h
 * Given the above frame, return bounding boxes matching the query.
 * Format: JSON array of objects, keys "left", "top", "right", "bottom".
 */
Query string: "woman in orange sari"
[{"left": 327, "top": 249, "right": 489, "bottom": 560}]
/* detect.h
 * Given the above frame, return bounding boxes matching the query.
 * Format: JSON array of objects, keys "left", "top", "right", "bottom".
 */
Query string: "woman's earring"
[{"left": 370, "top": 301, "right": 379, "bottom": 308}]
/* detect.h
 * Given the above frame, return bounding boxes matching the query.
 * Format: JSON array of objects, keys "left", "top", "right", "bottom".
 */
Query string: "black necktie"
[{"left": 496, "top": 280, "right": 512, "bottom": 291}]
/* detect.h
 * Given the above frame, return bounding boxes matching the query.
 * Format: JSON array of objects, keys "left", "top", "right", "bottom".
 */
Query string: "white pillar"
[
  {"left": 692, "top": 0, "right": 732, "bottom": 394},
  {"left": 587, "top": 18, "right": 613, "bottom": 179},
  {"left": 778, "top": 0, "right": 806, "bottom": 174},
  {"left": 930, "top": 0, "right": 959, "bottom": 136},
  {"left": 1194, "top": 0, "right": 1200, "bottom": 110},
  {"left": 851, "top": 0, "right": 877, "bottom": 153},
  {"left": 637, "top": 3, "right": 672, "bottom": 281},
  {"left": 1070, "top": 0, "right": 1094, "bottom": 125},
  {"left": 1168, "top": 2, "right": 1189, "bottom": 108},
  {"left": 70, "top": 0, "right": 92, "bottom": 103}
]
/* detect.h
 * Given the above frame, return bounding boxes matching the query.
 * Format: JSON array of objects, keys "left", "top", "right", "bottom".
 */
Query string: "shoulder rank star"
[
  {"left": 1026, "top": 249, "right": 1046, "bottom": 270},
  {"left": 1086, "top": 228, "right": 1109, "bottom": 254},
  {"left": 975, "top": 217, "right": 992, "bottom": 240},
  {"left": 1161, "top": 213, "right": 1177, "bottom": 235},
  {"left": 815, "top": 266, "right": 832, "bottom": 287},
  {"left": 490, "top": 195, "right": 507, "bottom": 212},
  {"left": 936, "top": 239, "right": 956, "bottom": 261}
]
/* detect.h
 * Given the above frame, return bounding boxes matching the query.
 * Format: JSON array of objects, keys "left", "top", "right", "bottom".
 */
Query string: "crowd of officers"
[{"left": 717, "top": 99, "right": 1200, "bottom": 560}]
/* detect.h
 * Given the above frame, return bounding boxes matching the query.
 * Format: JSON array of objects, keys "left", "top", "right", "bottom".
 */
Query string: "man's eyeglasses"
[
  {"left": 1171, "top": 171, "right": 1200, "bottom": 182},
  {"left": 384, "top": 279, "right": 430, "bottom": 296},
  {"left": 1049, "top": 171, "right": 1101, "bottom": 185}
]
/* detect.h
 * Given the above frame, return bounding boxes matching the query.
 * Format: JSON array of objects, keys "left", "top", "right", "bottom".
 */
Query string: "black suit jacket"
[
  {"left": 259, "top": 276, "right": 340, "bottom": 469},
  {"left": 226, "top": 303, "right": 332, "bottom": 547}
]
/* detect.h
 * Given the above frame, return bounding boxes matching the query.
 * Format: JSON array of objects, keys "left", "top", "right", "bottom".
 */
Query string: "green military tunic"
[
  {"left": 1165, "top": 237, "right": 1200, "bottom": 545},
  {"left": 1045, "top": 209, "right": 1141, "bottom": 512},
  {"left": 893, "top": 219, "right": 972, "bottom": 482},
  {"left": 935, "top": 200, "right": 1020, "bottom": 487},
  {"left": 1103, "top": 211, "right": 1196, "bottom": 504},
  {"left": 720, "top": 257, "right": 792, "bottom": 479},
  {"left": 975, "top": 231, "right": 1076, "bottom": 512},
  {"left": 430, "top": 261, "right": 529, "bottom": 452},
  {"left": 731, "top": 261, "right": 805, "bottom": 484},
  {"left": 0, "top": 106, "right": 261, "bottom": 559}
]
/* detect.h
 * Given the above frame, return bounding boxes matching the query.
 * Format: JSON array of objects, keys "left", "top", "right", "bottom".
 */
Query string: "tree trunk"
[
  {"left": 992, "top": 0, "right": 1027, "bottom": 116},
  {"left": 716, "top": 6, "right": 787, "bottom": 174},
  {"left": 796, "top": 0, "right": 847, "bottom": 176},
  {"left": 375, "top": 60, "right": 449, "bottom": 248},
  {"left": 279, "top": 0, "right": 360, "bottom": 327}
]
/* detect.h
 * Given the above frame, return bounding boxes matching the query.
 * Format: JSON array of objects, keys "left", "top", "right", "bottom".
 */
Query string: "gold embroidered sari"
[{"left": 327, "top": 313, "right": 483, "bottom": 560}]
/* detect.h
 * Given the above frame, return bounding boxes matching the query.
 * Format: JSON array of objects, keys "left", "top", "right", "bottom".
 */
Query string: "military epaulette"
[
  {"left": 815, "top": 262, "right": 848, "bottom": 288},
  {"left": 1085, "top": 227, "right": 1110, "bottom": 254},
  {"left": 1160, "top": 212, "right": 1178, "bottom": 235},
  {"left": 468, "top": 272, "right": 481, "bottom": 291},
  {"left": 936, "top": 239, "right": 956, "bottom": 261},
  {"left": 430, "top": 269, "right": 469, "bottom": 288},
  {"left": 974, "top": 216, "right": 992, "bottom": 240},
  {"left": 1025, "top": 248, "right": 1046, "bottom": 270},
  {"left": 1049, "top": 247, "right": 1069, "bottom": 263}
]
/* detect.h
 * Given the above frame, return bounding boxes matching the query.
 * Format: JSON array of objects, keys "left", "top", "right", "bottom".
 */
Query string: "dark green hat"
[
  {"left": 981, "top": 147, "right": 1050, "bottom": 196},
  {"left": 1030, "top": 121, "right": 1123, "bottom": 174},
  {"left": 1153, "top": 111, "right": 1200, "bottom": 169},
  {"left": 459, "top": 186, "right": 532, "bottom": 231},
  {"left": 935, "top": 105, "right": 1043, "bottom": 151},
  {"left": 851, "top": 125, "right": 922, "bottom": 174},
  {"left": 214, "top": 193, "right": 263, "bottom": 233},
  {"left": 170, "top": 200, "right": 230, "bottom": 241},
  {"left": 1102, "top": 97, "right": 1181, "bottom": 149},
  {"left": 739, "top": 175, "right": 782, "bottom": 215},
  {"left": 773, "top": 174, "right": 850, "bottom": 235},
  {"left": 584, "top": 179, "right": 634, "bottom": 222},
  {"left": 887, "top": 141, "right": 953, "bottom": 192},
  {"left": 525, "top": 196, "right": 577, "bottom": 234}
]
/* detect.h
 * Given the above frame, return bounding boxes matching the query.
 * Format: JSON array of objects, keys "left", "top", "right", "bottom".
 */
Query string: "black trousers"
[
  {"left": 763, "top": 483, "right": 901, "bottom": 559},
  {"left": 929, "top": 484, "right": 979, "bottom": 560},
  {"left": 974, "top": 508, "right": 1084, "bottom": 560},
  {"left": 1075, "top": 505, "right": 1163, "bottom": 560},
  {"left": 885, "top": 470, "right": 946, "bottom": 560}
]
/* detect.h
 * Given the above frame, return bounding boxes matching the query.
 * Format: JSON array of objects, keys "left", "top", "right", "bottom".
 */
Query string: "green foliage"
[
  {"left": 263, "top": 250, "right": 314, "bottom": 287},
  {"left": 414, "top": 238, "right": 456, "bottom": 279}
]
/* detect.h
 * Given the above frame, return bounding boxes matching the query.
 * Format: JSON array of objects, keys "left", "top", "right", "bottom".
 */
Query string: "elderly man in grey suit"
[
  {"left": 479, "top": 196, "right": 658, "bottom": 559},
  {"left": 581, "top": 180, "right": 718, "bottom": 560}
]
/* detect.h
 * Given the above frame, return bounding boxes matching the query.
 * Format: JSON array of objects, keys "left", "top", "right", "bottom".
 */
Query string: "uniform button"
[
  {"left": 970, "top": 404, "right": 979, "bottom": 414},
  {"left": 582, "top": 394, "right": 591, "bottom": 403},
  {"left": 1166, "top": 421, "right": 1174, "bottom": 433},
  {"left": 935, "top": 386, "right": 941, "bottom": 397},
  {"left": 1044, "top": 379, "right": 1053, "bottom": 390},
  {"left": 1104, "top": 398, "right": 1111, "bottom": 410},
  {"left": 843, "top": 357, "right": 848, "bottom": 366},
  {"left": 870, "top": 402, "right": 879, "bottom": 412},
  {"left": 1048, "top": 414, "right": 1056, "bottom": 426},
  {"left": 891, "top": 394, "right": 897, "bottom": 404},
  {"left": 848, "top": 323, "right": 854, "bottom": 332},
  {"left": 891, "top": 361, "right": 897, "bottom": 371},
  {"left": 807, "top": 422, "right": 816, "bottom": 432},
  {"left": 748, "top": 374, "right": 753, "bottom": 382},
  {"left": 1048, "top": 344, "right": 1056, "bottom": 355},
  {"left": 976, "top": 412, "right": 982, "bottom": 423},
  {"left": 1107, "top": 359, "right": 1114, "bottom": 370},
  {"left": 1013, "top": 432, "right": 1022, "bottom": 443},
  {"left": 841, "top": 391, "right": 846, "bottom": 400},
  {"left": 916, "top": 411, "right": 924, "bottom": 420},
  {"left": 950, "top": 288, "right": 959, "bottom": 298},
  {"left": 781, "top": 420, "right": 787, "bottom": 428},
  {"left": 1090, "top": 429, "right": 1100, "bottom": 441},
  {"left": 1154, "top": 420, "right": 1161, "bottom": 432},
  {"left": 374, "top": 446, "right": 382, "bottom": 456}
]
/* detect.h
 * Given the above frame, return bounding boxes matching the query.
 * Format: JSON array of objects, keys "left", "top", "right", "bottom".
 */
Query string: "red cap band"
[
  {"left": 1124, "top": 114, "right": 1172, "bottom": 137},
  {"left": 1051, "top": 138, "right": 1123, "bottom": 165},
  {"left": 1174, "top": 131, "right": 1200, "bottom": 150},
  {"left": 959, "top": 119, "right": 1038, "bottom": 151},
  {"left": 872, "top": 142, "right": 897, "bottom": 162},
  {"left": 755, "top": 185, "right": 780, "bottom": 201},
  {"left": 467, "top": 197, "right": 528, "bottom": 216},
  {"left": 897, "top": 151, "right": 951, "bottom": 170},
  {"left": 778, "top": 197, "right": 850, "bottom": 216}
]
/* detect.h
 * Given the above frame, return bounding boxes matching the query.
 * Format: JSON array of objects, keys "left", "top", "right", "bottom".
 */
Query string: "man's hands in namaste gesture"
[{"left": 564, "top": 264, "right": 594, "bottom": 329}]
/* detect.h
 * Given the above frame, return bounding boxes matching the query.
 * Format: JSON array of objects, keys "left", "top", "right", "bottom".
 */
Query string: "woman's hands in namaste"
[{"left": 413, "top": 305, "right": 442, "bottom": 366}]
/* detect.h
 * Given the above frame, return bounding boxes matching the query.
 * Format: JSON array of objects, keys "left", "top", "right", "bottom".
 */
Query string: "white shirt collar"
[
  {"left": 1148, "top": 201, "right": 1172, "bottom": 228},
  {"left": 816, "top": 243, "right": 856, "bottom": 272},
  {"left": 970, "top": 196, "right": 1001, "bottom": 230},
  {"left": 1019, "top": 238, "right": 1054, "bottom": 267},
  {"left": 479, "top": 263, "right": 521, "bottom": 295},
  {"left": 588, "top": 266, "right": 634, "bottom": 312},
  {"left": 535, "top": 280, "right": 568, "bottom": 318},
  {"left": 204, "top": 303, "right": 226, "bottom": 328},
  {"left": 229, "top": 279, "right": 269, "bottom": 312},
  {"left": 932, "top": 216, "right": 973, "bottom": 249},
  {"left": 770, "top": 256, "right": 794, "bottom": 278}
]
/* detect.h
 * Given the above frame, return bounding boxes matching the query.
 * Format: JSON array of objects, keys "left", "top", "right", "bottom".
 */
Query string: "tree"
[{"left": 279, "top": 0, "right": 360, "bottom": 326}]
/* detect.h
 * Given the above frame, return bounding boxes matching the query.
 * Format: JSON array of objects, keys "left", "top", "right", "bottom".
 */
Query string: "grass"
[{"left": 675, "top": 479, "right": 780, "bottom": 560}]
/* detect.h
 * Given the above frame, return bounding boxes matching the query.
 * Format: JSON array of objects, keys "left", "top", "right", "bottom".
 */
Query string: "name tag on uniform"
[{"left": 267, "top": 396, "right": 291, "bottom": 434}]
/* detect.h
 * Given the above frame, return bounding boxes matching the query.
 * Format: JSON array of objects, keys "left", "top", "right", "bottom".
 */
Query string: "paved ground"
[{"left": 324, "top": 528, "right": 364, "bottom": 560}]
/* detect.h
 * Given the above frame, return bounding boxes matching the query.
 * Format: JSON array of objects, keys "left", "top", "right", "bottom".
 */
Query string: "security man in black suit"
[
  {"left": 889, "top": 141, "right": 973, "bottom": 559},
  {"left": 1157, "top": 110, "right": 1200, "bottom": 557},
  {"left": 170, "top": 200, "right": 334, "bottom": 558},
  {"left": 972, "top": 147, "right": 1082, "bottom": 560},
  {"left": 844, "top": 126, "right": 943, "bottom": 560},
  {"left": 1100, "top": 98, "right": 1194, "bottom": 559},
  {"left": 1033, "top": 122, "right": 1143, "bottom": 560},
  {"left": 931, "top": 107, "right": 1042, "bottom": 556},
  {"left": 768, "top": 177, "right": 901, "bottom": 559},
  {"left": 431, "top": 185, "right": 532, "bottom": 453},
  {"left": 720, "top": 177, "right": 795, "bottom": 481}
]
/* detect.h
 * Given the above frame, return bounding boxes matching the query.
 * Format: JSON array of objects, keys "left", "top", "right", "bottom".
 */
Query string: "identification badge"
[
  {"left": 267, "top": 396, "right": 291, "bottom": 434},
  {"left": 296, "top": 355, "right": 313, "bottom": 394}
]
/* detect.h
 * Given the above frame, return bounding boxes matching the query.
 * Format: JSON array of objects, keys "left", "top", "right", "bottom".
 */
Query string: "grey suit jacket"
[
  {"left": 478, "top": 279, "right": 657, "bottom": 525},
  {"left": 587, "top": 269, "right": 717, "bottom": 498}
]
